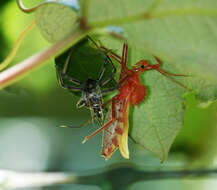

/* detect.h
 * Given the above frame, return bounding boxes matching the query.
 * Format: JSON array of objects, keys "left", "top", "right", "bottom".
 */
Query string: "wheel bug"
[
  {"left": 82, "top": 42, "right": 189, "bottom": 160},
  {"left": 55, "top": 36, "right": 118, "bottom": 125}
]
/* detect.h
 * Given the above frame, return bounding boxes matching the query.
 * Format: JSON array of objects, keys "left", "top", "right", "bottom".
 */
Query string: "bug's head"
[{"left": 132, "top": 60, "right": 155, "bottom": 74}]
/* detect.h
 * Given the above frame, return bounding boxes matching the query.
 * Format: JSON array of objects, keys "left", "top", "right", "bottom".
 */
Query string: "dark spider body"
[
  {"left": 77, "top": 78, "right": 104, "bottom": 124},
  {"left": 55, "top": 37, "right": 117, "bottom": 125}
]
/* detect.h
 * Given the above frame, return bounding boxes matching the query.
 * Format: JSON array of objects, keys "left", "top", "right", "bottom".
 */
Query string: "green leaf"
[
  {"left": 130, "top": 55, "right": 185, "bottom": 162},
  {"left": 35, "top": 1, "right": 79, "bottom": 43}
]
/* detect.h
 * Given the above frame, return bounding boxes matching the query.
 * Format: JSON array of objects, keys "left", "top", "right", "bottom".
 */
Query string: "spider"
[{"left": 55, "top": 36, "right": 118, "bottom": 125}]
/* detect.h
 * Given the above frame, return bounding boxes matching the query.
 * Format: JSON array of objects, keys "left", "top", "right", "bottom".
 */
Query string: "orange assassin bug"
[{"left": 83, "top": 42, "right": 188, "bottom": 160}]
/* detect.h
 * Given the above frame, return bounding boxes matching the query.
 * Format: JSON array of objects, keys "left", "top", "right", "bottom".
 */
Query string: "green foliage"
[{"left": 2, "top": 0, "right": 217, "bottom": 162}]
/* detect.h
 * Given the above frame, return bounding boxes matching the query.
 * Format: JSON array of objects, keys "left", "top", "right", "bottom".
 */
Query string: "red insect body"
[
  {"left": 83, "top": 42, "right": 188, "bottom": 160},
  {"left": 101, "top": 44, "right": 148, "bottom": 159}
]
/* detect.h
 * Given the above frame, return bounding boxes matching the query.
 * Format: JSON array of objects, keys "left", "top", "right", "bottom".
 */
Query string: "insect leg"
[
  {"left": 82, "top": 98, "right": 117, "bottom": 143},
  {"left": 102, "top": 43, "right": 130, "bottom": 75}
]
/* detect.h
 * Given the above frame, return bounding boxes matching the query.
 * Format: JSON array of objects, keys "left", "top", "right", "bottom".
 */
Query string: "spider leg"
[
  {"left": 87, "top": 36, "right": 116, "bottom": 84},
  {"left": 61, "top": 71, "right": 82, "bottom": 85},
  {"left": 56, "top": 65, "right": 82, "bottom": 91},
  {"left": 56, "top": 48, "right": 82, "bottom": 91},
  {"left": 102, "top": 78, "right": 118, "bottom": 94},
  {"left": 97, "top": 57, "right": 108, "bottom": 81},
  {"left": 87, "top": 36, "right": 118, "bottom": 87},
  {"left": 102, "top": 86, "right": 118, "bottom": 94},
  {"left": 59, "top": 48, "right": 83, "bottom": 85},
  {"left": 99, "top": 56, "right": 117, "bottom": 87}
]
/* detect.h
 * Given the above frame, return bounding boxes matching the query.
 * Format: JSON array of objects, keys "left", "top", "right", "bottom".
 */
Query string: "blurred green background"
[{"left": 0, "top": 1, "right": 217, "bottom": 190}]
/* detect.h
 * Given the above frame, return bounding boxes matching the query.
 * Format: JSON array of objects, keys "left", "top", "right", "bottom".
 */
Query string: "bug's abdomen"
[
  {"left": 92, "top": 106, "right": 103, "bottom": 121},
  {"left": 101, "top": 100, "right": 126, "bottom": 160}
]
